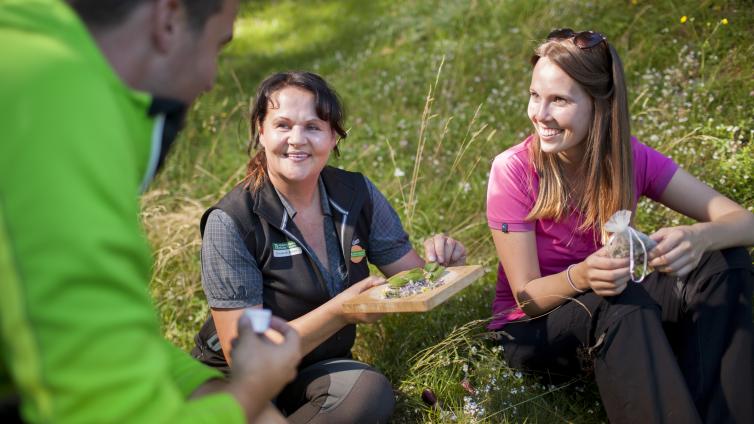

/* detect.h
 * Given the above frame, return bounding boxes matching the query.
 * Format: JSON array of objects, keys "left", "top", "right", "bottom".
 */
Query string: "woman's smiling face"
[
  {"left": 527, "top": 56, "right": 593, "bottom": 161},
  {"left": 259, "top": 86, "right": 337, "bottom": 186}
]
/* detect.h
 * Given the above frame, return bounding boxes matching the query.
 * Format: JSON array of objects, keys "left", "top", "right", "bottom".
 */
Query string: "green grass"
[{"left": 142, "top": 0, "right": 754, "bottom": 422}]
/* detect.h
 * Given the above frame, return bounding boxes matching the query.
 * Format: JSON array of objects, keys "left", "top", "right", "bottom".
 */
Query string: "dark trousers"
[
  {"left": 192, "top": 325, "right": 394, "bottom": 423},
  {"left": 276, "top": 358, "right": 395, "bottom": 424},
  {"left": 497, "top": 247, "right": 754, "bottom": 424},
  {"left": 0, "top": 394, "right": 20, "bottom": 423}
]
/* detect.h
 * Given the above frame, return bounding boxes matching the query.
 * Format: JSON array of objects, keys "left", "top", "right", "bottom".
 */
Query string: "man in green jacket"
[{"left": 0, "top": 0, "right": 301, "bottom": 422}]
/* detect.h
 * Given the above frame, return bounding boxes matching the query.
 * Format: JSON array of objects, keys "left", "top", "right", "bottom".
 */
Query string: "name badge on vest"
[
  {"left": 350, "top": 238, "right": 366, "bottom": 263},
  {"left": 273, "top": 241, "right": 303, "bottom": 258}
]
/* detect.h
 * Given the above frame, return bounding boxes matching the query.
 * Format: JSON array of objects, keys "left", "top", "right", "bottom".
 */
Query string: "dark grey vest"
[{"left": 192, "top": 167, "right": 373, "bottom": 371}]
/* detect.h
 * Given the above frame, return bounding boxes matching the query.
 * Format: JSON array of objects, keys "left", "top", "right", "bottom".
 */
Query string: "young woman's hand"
[
  {"left": 576, "top": 247, "right": 631, "bottom": 297},
  {"left": 423, "top": 234, "right": 467, "bottom": 266},
  {"left": 648, "top": 225, "right": 706, "bottom": 277},
  {"left": 335, "top": 276, "right": 386, "bottom": 324}
]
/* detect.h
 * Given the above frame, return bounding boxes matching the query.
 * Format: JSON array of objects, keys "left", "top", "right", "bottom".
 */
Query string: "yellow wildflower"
[
  {"left": 680, "top": 15, "right": 688, "bottom": 24},
  {"left": 721, "top": 18, "right": 729, "bottom": 25}
]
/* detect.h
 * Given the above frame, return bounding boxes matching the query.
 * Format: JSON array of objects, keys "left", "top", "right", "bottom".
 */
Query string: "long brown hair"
[
  {"left": 525, "top": 33, "right": 633, "bottom": 243},
  {"left": 243, "top": 72, "right": 347, "bottom": 191}
]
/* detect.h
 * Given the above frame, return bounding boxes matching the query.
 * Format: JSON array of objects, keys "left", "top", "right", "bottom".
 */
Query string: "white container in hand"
[{"left": 245, "top": 308, "right": 271, "bottom": 333}]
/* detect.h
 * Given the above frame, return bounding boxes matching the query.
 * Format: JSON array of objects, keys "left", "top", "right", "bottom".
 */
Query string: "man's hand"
[{"left": 227, "top": 315, "right": 301, "bottom": 420}]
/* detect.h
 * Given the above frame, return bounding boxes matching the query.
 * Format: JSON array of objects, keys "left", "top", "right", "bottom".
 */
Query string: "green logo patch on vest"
[{"left": 272, "top": 241, "right": 302, "bottom": 258}]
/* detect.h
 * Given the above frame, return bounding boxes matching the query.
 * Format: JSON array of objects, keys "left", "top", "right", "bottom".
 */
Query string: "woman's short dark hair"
[
  {"left": 244, "top": 71, "right": 347, "bottom": 191},
  {"left": 66, "top": 0, "right": 223, "bottom": 32}
]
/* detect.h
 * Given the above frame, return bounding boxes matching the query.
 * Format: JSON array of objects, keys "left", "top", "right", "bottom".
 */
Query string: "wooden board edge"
[
  {"left": 423, "top": 265, "right": 485, "bottom": 309},
  {"left": 341, "top": 265, "right": 485, "bottom": 313}
]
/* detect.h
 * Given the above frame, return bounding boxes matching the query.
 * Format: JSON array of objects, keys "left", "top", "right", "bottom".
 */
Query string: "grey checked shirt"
[{"left": 200, "top": 176, "right": 412, "bottom": 308}]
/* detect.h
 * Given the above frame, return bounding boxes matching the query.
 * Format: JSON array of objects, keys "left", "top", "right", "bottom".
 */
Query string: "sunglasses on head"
[{"left": 547, "top": 28, "right": 607, "bottom": 49}]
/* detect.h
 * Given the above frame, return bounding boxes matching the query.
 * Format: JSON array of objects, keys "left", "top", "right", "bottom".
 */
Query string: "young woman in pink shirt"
[{"left": 486, "top": 29, "right": 754, "bottom": 423}]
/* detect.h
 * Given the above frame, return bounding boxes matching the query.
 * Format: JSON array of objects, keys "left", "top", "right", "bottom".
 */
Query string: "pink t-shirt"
[{"left": 486, "top": 136, "right": 678, "bottom": 329}]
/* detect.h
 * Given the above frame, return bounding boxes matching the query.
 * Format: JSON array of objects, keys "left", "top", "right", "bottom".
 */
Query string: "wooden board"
[{"left": 341, "top": 265, "right": 485, "bottom": 313}]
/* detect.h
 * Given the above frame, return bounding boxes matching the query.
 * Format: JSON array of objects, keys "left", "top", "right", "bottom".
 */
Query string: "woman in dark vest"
[{"left": 192, "top": 71, "right": 467, "bottom": 423}]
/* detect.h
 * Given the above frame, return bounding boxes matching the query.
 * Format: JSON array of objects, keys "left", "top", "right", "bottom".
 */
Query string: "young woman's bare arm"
[
  {"left": 649, "top": 169, "right": 754, "bottom": 276},
  {"left": 491, "top": 230, "right": 630, "bottom": 316}
]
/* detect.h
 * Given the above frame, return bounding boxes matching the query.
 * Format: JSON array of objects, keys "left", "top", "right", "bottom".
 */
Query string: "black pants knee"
[
  {"left": 641, "top": 247, "right": 754, "bottom": 423},
  {"left": 497, "top": 247, "right": 753, "bottom": 424}
]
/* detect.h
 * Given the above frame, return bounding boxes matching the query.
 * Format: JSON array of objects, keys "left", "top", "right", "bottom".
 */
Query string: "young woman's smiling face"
[
  {"left": 528, "top": 57, "right": 593, "bottom": 161},
  {"left": 259, "top": 86, "right": 337, "bottom": 186}
]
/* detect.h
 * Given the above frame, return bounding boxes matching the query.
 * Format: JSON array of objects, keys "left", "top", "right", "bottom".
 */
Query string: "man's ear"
[{"left": 152, "top": 0, "right": 185, "bottom": 53}]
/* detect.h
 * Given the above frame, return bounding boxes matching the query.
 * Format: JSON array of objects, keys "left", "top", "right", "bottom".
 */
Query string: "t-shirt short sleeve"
[
  {"left": 363, "top": 176, "right": 413, "bottom": 266},
  {"left": 486, "top": 145, "right": 537, "bottom": 232},
  {"left": 632, "top": 138, "right": 679, "bottom": 202},
  {"left": 200, "top": 209, "right": 263, "bottom": 308}
]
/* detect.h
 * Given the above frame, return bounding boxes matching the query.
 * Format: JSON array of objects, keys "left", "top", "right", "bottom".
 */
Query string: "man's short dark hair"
[{"left": 66, "top": 0, "right": 224, "bottom": 32}]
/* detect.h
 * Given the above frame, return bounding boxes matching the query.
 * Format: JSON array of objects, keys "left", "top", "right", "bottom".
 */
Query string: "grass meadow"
[{"left": 142, "top": 0, "right": 754, "bottom": 422}]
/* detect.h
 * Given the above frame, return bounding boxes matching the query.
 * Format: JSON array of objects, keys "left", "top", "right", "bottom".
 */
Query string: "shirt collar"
[{"left": 273, "top": 177, "right": 333, "bottom": 220}]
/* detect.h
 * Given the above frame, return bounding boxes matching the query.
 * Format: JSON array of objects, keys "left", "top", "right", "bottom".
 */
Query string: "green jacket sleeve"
[
  {"left": 163, "top": 340, "right": 224, "bottom": 399},
  {"left": 0, "top": 23, "right": 245, "bottom": 424}
]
